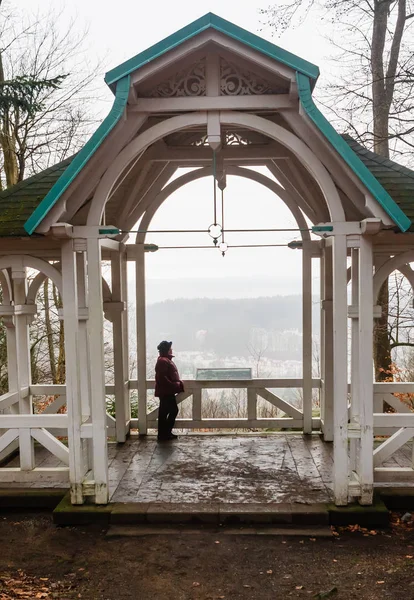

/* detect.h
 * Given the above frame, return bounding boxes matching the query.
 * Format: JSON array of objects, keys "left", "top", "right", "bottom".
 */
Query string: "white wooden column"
[
  {"left": 0, "top": 316, "right": 20, "bottom": 463},
  {"left": 76, "top": 252, "right": 92, "bottom": 473},
  {"left": 332, "top": 235, "right": 349, "bottom": 505},
  {"left": 76, "top": 253, "right": 91, "bottom": 422},
  {"left": 302, "top": 241, "right": 313, "bottom": 434},
  {"left": 319, "top": 252, "right": 325, "bottom": 429},
  {"left": 12, "top": 266, "right": 34, "bottom": 470},
  {"left": 111, "top": 250, "right": 130, "bottom": 442},
  {"left": 86, "top": 238, "right": 109, "bottom": 503},
  {"left": 61, "top": 241, "right": 87, "bottom": 504},
  {"left": 349, "top": 248, "right": 359, "bottom": 472},
  {"left": 320, "top": 244, "right": 334, "bottom": 441},
  {"left": 135, "top": 243, "right": 147, "bottom": 435},
  {"left": 357, "top": 236, "right": 374, "bottom": 505}
]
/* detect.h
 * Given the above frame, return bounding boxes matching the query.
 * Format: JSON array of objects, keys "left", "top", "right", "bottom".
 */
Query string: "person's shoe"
[{"left": 168, "top": 433, "right": 178, "bottom": 440}]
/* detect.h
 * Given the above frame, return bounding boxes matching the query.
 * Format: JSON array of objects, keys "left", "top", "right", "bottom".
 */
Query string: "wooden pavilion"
[{"left": 0, "top": 13, "right": 414, "bottom": 506}]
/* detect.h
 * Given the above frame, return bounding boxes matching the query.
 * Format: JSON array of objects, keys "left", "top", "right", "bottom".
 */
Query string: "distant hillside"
[{"left": 146, "top": 296, "right": 319, "bottom": 359}]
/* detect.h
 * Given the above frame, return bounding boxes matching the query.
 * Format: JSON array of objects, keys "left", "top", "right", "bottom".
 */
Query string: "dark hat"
[{"left": 157, "top": 340, "right": 172, "bottom": 354}]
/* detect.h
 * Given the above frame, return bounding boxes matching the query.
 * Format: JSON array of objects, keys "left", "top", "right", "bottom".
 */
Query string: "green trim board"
[
  {"left": 104, "top": 13, "right": 320, "bottom": 88},
  {"left": 24, "top": 76, "right": 131, "bottom": 235},
  {"left": 296, "top": 72, "right": 411, "bottom": 232}
]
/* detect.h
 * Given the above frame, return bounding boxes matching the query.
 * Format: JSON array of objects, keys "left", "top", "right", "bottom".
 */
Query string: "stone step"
[
  {"left": 53, "top": 496, "right": 390, "bottom": 527},
  {"left": 106, "top": 524, "right": 333, "bottom": 537}
]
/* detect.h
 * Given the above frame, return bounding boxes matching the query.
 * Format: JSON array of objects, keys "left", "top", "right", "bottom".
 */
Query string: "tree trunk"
[
  {"left": 52, "top": 284, "right": 65, "bottom": 384},
  {"left": 374, "top": 280, "right": 392, "bottom": 381},
  {"left": 0, "top": 52, "right": 19, "bottom": 188},
  {"left": 371, "top": 1, "right": 395, "bottom": 380},
  {"left": 44, "top": 279, "right": 57, "bottom": 383}
]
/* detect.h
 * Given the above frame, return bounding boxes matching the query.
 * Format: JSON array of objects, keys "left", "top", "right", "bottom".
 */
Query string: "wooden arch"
[
  {"left": 373, "top": 251, "right": 414, "bottom": 300},
  {"left": 0, "top": 270, "right": 12, "bottom": 304},
  {"left": 135, "top": 165, "right": 311, "bottom": 244},
  {"left": 27, "top": 269, "right": 113, "bottom": 305},
  {"left": 87, "top": 111, "right": 344, "bottom": 225},
  {"left": 0, "top": 256, "right": 63, "bottom": 297}
]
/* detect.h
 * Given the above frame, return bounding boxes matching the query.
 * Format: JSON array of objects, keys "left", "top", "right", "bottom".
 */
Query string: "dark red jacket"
[{"left": 155, "top": 356, "right": 184, "bottom": 397}]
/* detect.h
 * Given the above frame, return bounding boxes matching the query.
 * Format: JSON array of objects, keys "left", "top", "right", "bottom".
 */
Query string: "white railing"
[
  {"left": 129, "top": 378, "right": 321, "bottom": 430},
  {"left": 371, "top": 382, "right": 414, "bottom": 484},
  {"left": 0, "top": 382, "right": 119, "bottom": 482}
]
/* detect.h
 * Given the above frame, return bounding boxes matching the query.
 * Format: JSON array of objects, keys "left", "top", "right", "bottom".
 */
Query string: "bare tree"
[
  {"left": 0, "top": 1, "right": 100, "bottom": 188},
  {"left": 261, "top": 0, "right": 414, "bottom": 380}
]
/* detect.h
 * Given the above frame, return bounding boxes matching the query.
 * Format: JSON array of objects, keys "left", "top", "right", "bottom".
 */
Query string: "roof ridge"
[
  {"left": 341, "top": 134, "right": 414, "bottom": 183},
  {"left": 0, "top": 154, "right": 76, "bottom": 200}
]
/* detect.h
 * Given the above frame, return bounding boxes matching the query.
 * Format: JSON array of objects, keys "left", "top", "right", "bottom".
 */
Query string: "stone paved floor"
[
  {"left": 3, "top": 434, "right": 414, "bottom": 501},
  {"left": 108, "top": 434, "right": 334, "bottom": 504}
]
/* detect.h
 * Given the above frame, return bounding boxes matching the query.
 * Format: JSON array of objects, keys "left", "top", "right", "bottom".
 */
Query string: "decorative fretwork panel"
[
  {"left": 190, "top": 131, "right": 254, "bottom": 147},
  {"left": 143, "top": 60, "right": 206, "bottom": 97},
  {"left": 220, "top": 58, "right": 284, "bottom": 96}
]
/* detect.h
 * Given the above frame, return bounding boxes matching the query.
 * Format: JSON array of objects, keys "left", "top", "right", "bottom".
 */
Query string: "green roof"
[
  {"left": 297, "top": 73, "right": 411, "bottom": 232},
  {"left": 342, "top": 135, "right": 414, "bottom": 227},
  {"left": 1, "top": 136, "right": 413, "bottom": 238},
  {"left": 0, "top": 156, "right": 75, "bottom": 237},
  {"left": 18, "top": 13, "right": 411, "bottom": 235},
  {"left": 104, "top": 13, "right": 320, "bottom": 88}
]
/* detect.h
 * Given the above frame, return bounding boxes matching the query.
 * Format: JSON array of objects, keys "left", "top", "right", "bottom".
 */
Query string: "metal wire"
[
  {"left": 156, "top": 243, "right": 292, "bottom": 250},
  {"left": 121, "top": 228, "right": 310, "bottom": 234}
]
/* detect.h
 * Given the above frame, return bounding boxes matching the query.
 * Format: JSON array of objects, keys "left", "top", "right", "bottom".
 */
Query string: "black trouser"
[{"left": 158, "top": 394, "right": 178, "bottom": 438}]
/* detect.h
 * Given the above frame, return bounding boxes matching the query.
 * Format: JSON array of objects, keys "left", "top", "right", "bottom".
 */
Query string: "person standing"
[{"left": 155, "top": 341, "right": 184, "bottom": 441}]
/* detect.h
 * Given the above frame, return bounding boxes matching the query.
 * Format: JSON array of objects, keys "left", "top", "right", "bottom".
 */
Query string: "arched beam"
[
  {"left": 121, "top": 163, "right": 176, "bottom": 231},
  {"left": 373, "top": 251, "right": 414, "bottom": 300},
  {"left": 27, "top": 269, "right": 112, "bottom": 305},
  {"left": 0, "top": 256, "right": 62, "bottom": 297},
  {"left": 0, "top": 269, "right": 12, "bottom": 304},
  {"left": 398, "top": 264, "right": 414, "bottom": 294},
  {"left": 87, "top": 111, "right": 345, "bottom": 225},
  {"left": 135, "top": 165, "right": 311, "bottom": 244}
]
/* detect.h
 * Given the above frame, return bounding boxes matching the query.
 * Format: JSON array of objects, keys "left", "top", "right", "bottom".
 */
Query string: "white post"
[
  {"left": 332, "top": 235, "right": 349, "bottom": 505},
  {"left": 302, "top": 240, "right": 313, "bottom": 434},
  {"left": 319, "top": 252, "right": 325, "bottom": 425},
  {"left": 12, "top": 267, "right": 34, "bottom": 470},
  {"left": 0, "top": 317, "right": 19, "bottom": 463},
  {"left": 358, "top": 236, "right": 374, "bottom": 505},
  {"left": 76, "top": 252, "right": 92, "bottom": 474},
  {"left": 350, "top": 248, "right": 359, "bottom": 473},
  {"left": 247, "top": 388, "right": 257, "bottom": 422},
  {"left": 61, "top": 241, "right": 87, "bottom": 504},
  {"left": 86, "top": 238, "right": 109, "bottom": 504},
  {"left": 321, "top": 245, "right": 334, "bottom": 441},
  {"left": 111, "top": 250, "right": 129, "bottom": 442},
  {"left": 136, "top": 244, "right": 147, "bottom": 435}
]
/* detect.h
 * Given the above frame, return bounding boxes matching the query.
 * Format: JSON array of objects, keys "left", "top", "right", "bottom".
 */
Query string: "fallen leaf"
[
  {"left": 266, "top": 570, "right": 273, "bottom": 574},
  {"left": 377, "top": 581, "right": 385, "bottom": 585},
  {"left": 243, "top": 584, "right": 251, "bottom": 588},
  {"left": 215, "top": 541, "right": 220, "bottom": 544},
  {"left": 192, "top": 582, "right": 200, "bottom": 587},
  {"left": 406, "top": 555, "right": 413, "bottom": 559},
  {"left": 296, "top": 585, "right": 304, "bottom": 589}
]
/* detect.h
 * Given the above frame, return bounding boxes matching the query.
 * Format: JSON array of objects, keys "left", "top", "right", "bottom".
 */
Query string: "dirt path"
[{"left": 0, "top": 514, "right": 413, "bottom": 599}]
